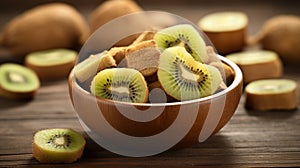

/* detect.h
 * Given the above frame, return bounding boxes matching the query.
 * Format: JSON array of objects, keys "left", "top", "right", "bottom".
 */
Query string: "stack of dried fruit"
[{"left": 75, "top": 24, "right": 234, "bottom": 103}]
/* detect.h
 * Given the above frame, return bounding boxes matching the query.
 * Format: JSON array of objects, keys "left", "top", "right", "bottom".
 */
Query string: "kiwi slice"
[
  {"left": 157, "top": 46, "right": 222, "bottom": 101},
  {"left": 25, "top": 49, "right": 77, "bottom": 81},
  {"left": 154, "top": 24, "right": 208, "bottom": 63},
  {"left": 198, "top": 11, "right": 248, "bottom": 54},
  {"left": 74, "top": 51, "right": 117, "bottom": 83},
  {"left": 0, "top": 63, "right": 40, "bottom": 99},
  {"left": 90, "top": 68, "right": 148, "bottom": 103},
  {"left": 226, "top": 50, "right": 282, "bottom": 83},
  {"left": 245, "top": 79, "right": 298, "bottom": 111},
  {"left": 32, "top": 128, "right": 86, "bottom": 163}
]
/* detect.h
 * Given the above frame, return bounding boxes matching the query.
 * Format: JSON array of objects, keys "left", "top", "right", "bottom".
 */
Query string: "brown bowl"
[{"left": 68, "top": 55, "right": 243, "bottom": 156}]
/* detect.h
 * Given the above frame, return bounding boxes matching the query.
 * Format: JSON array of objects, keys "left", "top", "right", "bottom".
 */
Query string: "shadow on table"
[{"left": 80, "top": 133, "right": 235, "bottom": 166}]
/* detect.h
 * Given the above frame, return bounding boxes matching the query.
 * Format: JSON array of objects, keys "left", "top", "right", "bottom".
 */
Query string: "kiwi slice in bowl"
[
  {"left": 158, "top": 46, "right": 222, "bottom": 101},
  {"left": 0, "top": 63, "right": 40, "bottom": 99},
  {"left": 154, "top": 24, "right": 208, "bottom": 63},
  {"left": 32, "top": 128, "right": 86, "bottom": 163},
  {"left": 90, "top": 68, "right": 148, "bottom": 103},
  {"left": 25, "top": 49, "right": 78, "bottom": 81}
]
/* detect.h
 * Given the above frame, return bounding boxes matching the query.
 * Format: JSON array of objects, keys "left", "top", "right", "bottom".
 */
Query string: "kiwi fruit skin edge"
[
  {"left": 198, "top": 12, "right": 248, "bottom": 55},
  {"left": 0, "top": 63, "right": 40, "bottom": 99},
  {"left": 25, "top": 49, "right": 78, "bottom": 81},
  {"left": 90, "top": 68, "right": 149, "bottom": 103},
  {"left": 0, "top": 3, "right": 90, "bottom": 58},
  {"left": 245, "top": 79, "right": 298, "bottom": 111},
  {"left": 226, "top": 50, "right": 283, "bottom": 84},
  {"left": 157, "top": 46, "right": 222, "bottom": 101}
]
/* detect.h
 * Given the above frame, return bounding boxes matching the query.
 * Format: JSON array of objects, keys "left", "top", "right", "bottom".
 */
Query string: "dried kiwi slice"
[
  {"left": 0, "top": 63, "right": 40, "bottom": 99},
  {"left": 25, "top": 49, "right": 77, "bottom": 80},
  {"left": 74, "top": 51, "right": 116, "bottom": 83},
  {"left": 90, "top": 68, "right": 148, "bottom": 103},
  {"left": 158, "top": 46, "right": 222, "bottom": 101},
  {"left": 154, "top": 24, "right": 208, "bottom": 63},
  {"left": 32, "top": 128, "right": 86, "bottom": 163},
  {"left": 245, "top": 79, "right": 298, "bottom": 111}
]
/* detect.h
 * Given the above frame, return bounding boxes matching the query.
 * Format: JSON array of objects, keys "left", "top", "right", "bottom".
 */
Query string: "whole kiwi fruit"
[
  {"left": 0, "top": 3, "right": 90, "bottom": 58},
  {"left": 89, "top": 0, "right": 143, "bottom": 33}
]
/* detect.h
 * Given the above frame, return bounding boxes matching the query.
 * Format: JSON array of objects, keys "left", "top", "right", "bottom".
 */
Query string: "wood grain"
[{"left": 0, "top": 1, "right": 300, "bottom": 167}]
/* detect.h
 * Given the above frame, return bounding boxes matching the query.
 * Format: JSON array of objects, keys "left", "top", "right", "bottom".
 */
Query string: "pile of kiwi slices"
[{"left": 75, "top": 24, "right": 233, "bottom": 103}]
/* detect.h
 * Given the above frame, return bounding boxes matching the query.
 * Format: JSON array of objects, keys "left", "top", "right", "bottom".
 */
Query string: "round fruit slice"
[
  {"left": 0, "top": 63, "right": 40, "bottom": 99},
  {"left": 245, "top": 79, "right": 298, "bottom": 111},
  {"left": 90, "top": 68, "right": 148, "bottom": 103},
  {"left": 158, "top": 46, "right": 222, "bottom": 101},
  {"left": 25, "top": 49, "right": 77, "bottom": 81},
  {"left": 226, "top": 50, "right": 282, "bottom": 83},
  {"left": 32, "top": 128, "right": 86, "bottom": 163},
  {"left": 198, "top": 11, "right": 248, "bottom": 54},
  {"left": 154, "top": 24, "right": 208, "bottom": 63}
]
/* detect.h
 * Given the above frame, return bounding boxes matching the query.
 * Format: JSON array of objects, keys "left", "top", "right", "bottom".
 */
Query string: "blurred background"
[{"left": 1, "top": 0, "right": 299, "bottom": 36}]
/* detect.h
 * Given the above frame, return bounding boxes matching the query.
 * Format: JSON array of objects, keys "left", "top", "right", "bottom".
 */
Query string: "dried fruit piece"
[
  {"left": 74, "top": 51, "right": 116, "bottom": 83},
  {"left": 125, "top": 40, "right": 160, "bottom": 82}
]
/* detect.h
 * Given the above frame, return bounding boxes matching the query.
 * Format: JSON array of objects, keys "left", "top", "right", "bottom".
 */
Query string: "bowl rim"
[{"left": 70, "top": 55, "right": 243, "bottom": 107}]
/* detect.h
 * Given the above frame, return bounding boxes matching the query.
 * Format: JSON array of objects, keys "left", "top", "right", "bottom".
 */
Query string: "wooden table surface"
[{"left": 0, "top": 1, "right": 299, "bottom": 167}]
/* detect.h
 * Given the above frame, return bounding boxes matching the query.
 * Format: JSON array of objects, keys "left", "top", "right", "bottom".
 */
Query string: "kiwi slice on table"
[
  {"left": 90, "top": 68, "right": 148, "bottom": 103},
  {"left": 157, "top": 46, "right": 222, "bottom": 101},
  {"left": 245, "top": 79, "right": 298, "bottom": 111},
  {"left": 226, "top": 50, "right": 282, "bottom": 83},
  {"left": 0, "top": 63, "right": 40, "bottom": 99},
  {"left": 154, "top": 24, "right": 208, "bottom": 63},
  {"left": 32, "top": 128, "right": 86, "bottom": 163},
  {"left": 25, "top": 49, "right": 77, "bottom": 81}
]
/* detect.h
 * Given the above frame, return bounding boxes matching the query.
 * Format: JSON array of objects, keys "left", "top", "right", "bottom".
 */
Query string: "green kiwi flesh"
[
  {"left": 0, "top": 63, "right": 40, "bottom": 99},
  {"left": 157, "top": 46, "right": 222, "bottom": 101},
  {"left": 33, "top": 128, "right": 86, "bottom": 163},
  {"left": 154, "top": 24, "right": 208, "bottom": 63},
  {"left": 90, "top": 68, "right": 148, "bottom": 103},
  {"left": 25, "top": 49, "right": 77, "bottom": 66}
]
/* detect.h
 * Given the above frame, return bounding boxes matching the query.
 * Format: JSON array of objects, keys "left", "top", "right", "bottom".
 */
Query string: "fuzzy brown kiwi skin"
[
  {"left": 0, "top": 3, "right": 90, "bottom": 58},
  {"left": 89, "top": 0, "right": 143, "bottom": 33}
]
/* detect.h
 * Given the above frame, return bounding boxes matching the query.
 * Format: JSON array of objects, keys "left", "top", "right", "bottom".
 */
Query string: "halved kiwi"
[
  {"left": 90, "top": 68, "right": 148, "bottom": 103},
  {"left": 32, "top": 128, "right": 86, "bottom": 163},
  {"left": 0, "top": 63, "right": 40, "bottom": 99},
  {"left": 25, "top": 49, "right": 77, "bottom": 81},
  {"left": 226, "top": 50, "right": 283, "bottom": 83},
  {"left": 154, "top": 24, "right": 208, "bottom": 63},
  {"left": 245, "top": 79, "right": 298, "bottom": 111},
  {"left": 198, "top": 11, "right": 248, "bottom": 54},
  {"left": 157, "top": 46, "right": 222, "bottom": 101}
]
